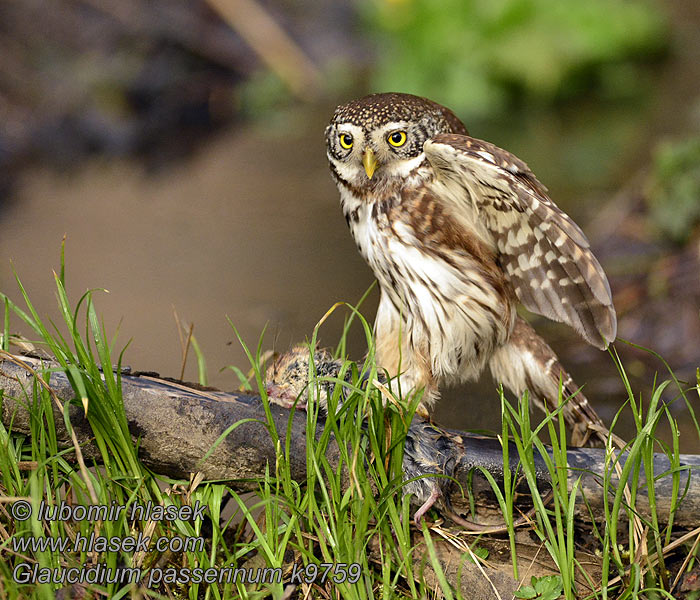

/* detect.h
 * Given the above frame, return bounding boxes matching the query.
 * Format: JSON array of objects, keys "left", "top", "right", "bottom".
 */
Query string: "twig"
[{"left": 204, "top": 0, "right": 321, "bottom": 99}]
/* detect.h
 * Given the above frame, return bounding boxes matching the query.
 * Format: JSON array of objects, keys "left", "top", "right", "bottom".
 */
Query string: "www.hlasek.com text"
[{"left": 12, "top": 531, "right": 205, "bottom": 554}]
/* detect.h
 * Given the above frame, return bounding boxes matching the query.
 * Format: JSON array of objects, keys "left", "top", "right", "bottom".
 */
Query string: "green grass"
[
  {"left": 0, "top": 267, "right": 698, "bottom": 599},
  {"left": 485, "top": 346, "right": 700, "bottom": 600}
]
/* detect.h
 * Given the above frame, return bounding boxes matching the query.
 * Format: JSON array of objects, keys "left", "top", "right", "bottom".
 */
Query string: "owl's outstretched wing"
[{"left": 424, "top": 133, "right": 616, "bottom": 349}]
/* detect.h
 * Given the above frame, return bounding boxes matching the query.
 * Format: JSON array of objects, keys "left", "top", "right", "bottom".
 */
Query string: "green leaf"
[
  {"left": 464, "top": 544, "right": 489, "bottom": 563},
  {"left": 514, "top": 575, "right": 563, "bottom": 599},
  {"left": 514, "top": 584, "right": 537, "bottom": 599}
]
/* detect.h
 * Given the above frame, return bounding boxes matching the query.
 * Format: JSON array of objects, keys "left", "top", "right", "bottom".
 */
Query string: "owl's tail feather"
[{"left": 489, "top": 317, "right": 609, "bottom": 447}]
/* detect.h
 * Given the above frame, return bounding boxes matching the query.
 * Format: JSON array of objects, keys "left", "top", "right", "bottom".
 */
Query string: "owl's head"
[{"left": 326, "top": 92, "right": 467, "bottom": 188}]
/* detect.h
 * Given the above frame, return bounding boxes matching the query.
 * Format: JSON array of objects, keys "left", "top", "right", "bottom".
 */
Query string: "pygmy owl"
[{"left": 325, "top": 92, "right": 616, "bottom": 445}]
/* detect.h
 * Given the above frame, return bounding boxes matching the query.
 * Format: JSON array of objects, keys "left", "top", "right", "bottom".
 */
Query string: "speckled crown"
[{"left": 330, "top": 92, "right": 468, "bottom": 135}]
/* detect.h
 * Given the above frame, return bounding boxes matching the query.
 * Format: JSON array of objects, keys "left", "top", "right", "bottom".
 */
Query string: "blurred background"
[{"left": 0, "top": 0, "right": 698, "bottom": 447}]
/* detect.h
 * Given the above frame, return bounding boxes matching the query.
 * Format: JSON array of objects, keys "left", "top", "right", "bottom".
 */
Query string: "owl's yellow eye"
[
  {"left": 388, "top": 131, "right": 407, "bottom": 147},
  {"left": 339, "top": 133, "right": 353, "bottom": 149}
]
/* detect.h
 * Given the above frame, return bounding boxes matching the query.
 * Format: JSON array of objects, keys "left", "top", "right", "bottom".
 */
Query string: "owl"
[{"left": 325, "top": 92, "right": 616, "bottom": 446}]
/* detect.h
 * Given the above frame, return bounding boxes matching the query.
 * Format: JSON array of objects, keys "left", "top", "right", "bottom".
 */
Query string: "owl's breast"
[{"left": 341, "top": 186, "right": 514, "bottom": 377}]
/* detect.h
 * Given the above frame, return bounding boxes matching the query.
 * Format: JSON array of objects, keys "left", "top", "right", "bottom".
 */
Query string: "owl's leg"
[
  {"left": 374, "top": 293, "right": 437, "bottom": 415},
  {"left": 488, "top": 317, "right": 608, "bottom": 447}
]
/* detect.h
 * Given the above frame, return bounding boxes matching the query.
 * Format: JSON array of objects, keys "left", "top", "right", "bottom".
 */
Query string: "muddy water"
[
  {"left": 1, "top": 95, "right": 698, "bottom": 451},
  {"left": 0, "top": 112, "right": 374, "bottom": 383}
]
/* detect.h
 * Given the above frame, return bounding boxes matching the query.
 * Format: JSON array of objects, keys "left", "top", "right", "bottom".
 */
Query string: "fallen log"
[{"left": 1, "top": 352, "right": 697, "bottom": 528}]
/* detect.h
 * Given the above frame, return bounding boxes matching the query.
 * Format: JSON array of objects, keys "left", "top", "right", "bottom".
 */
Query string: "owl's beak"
[{"left": 362, "top": 148, "right": 378, "bottom": 179}]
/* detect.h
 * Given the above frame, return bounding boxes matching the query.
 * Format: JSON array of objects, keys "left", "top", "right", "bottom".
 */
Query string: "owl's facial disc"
[
  {"left": 328, "top": 93, "right": 469, "bottom": 186},
  {"left": 326, "top": 111, "right": 441, "bottom": 188}
]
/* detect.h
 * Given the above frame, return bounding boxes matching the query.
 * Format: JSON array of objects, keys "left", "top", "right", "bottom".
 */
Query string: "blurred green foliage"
[
  {"left": 647, "top": 137, "right": 700, "bottom": 243},
  {"left": 361, "top": 0, "right": 667, "bottom": 120}
]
